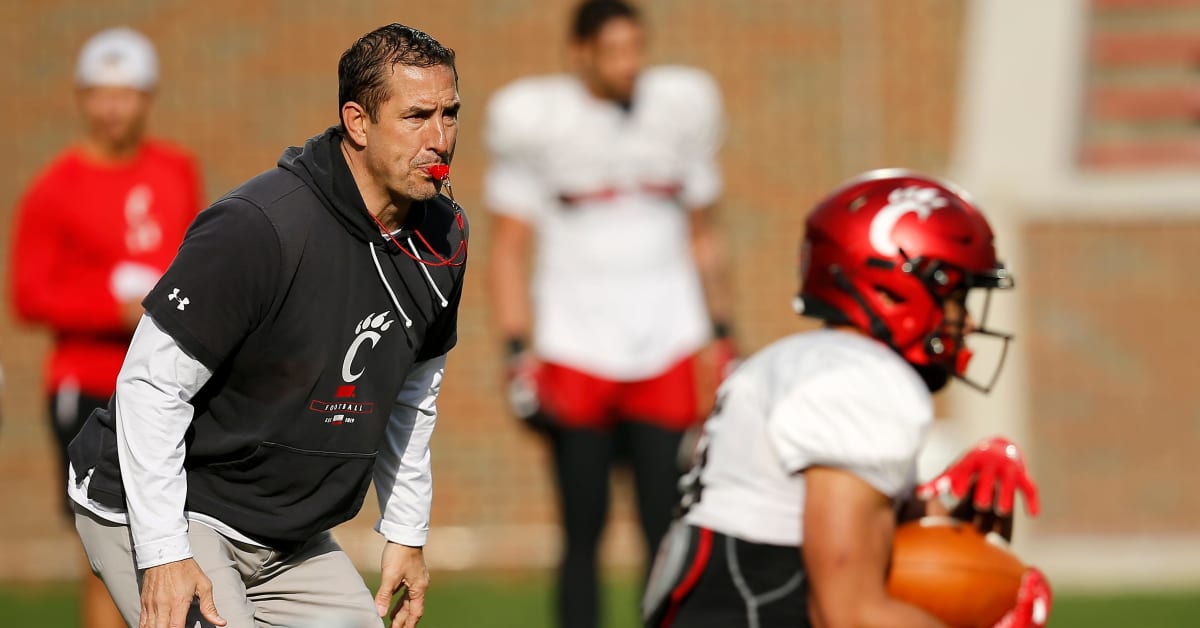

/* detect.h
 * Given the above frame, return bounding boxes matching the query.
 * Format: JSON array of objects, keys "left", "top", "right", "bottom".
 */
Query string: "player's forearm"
[
  {"left": 858, "top": 598, "right": 950, "bottom": 628},
  {"left": 115, "top": 315, "right": 212, "bottom": 568},
  {"left": 487, "top": 218, "right": 534, "bottom": 340},
  {"left": 489, "top": 259, "right": 532, "bottom": 339},
  {"left": 374, "top": 357, "right": 443, "bottom": 546},
  {"left": 689, "top": 208, "right": 733, "bottom": 327},
  {"left": 810, "top": 592, "right": 950, "bottom": 628}
]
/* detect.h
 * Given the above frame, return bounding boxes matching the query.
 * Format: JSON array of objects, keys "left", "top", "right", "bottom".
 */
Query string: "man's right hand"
[{"left": 139, "top": 557, "right": 225, "bottom": 628}]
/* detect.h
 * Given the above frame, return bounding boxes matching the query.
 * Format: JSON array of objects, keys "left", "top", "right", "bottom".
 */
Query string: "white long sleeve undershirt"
[
  {"left": 68, "top": 314, "right": 444, "bottom": 567},
  {"left": 373, "top": 355, "right": 443, "bottom": 547}
]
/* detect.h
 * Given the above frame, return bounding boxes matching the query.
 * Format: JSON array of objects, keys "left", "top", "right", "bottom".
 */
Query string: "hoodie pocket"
[{"left": 198, "top": 441, "right": 378, "bottom": 543}]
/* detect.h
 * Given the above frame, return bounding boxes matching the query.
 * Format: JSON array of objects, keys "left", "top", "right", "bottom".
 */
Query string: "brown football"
[{"left": 886, "top": 517, "right": 1025, "bottom": 628}]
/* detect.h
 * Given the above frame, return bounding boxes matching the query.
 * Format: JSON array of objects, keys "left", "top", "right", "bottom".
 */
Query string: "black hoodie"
[{"left": 68, "top": 127, "right": 467, "bottom": 548}]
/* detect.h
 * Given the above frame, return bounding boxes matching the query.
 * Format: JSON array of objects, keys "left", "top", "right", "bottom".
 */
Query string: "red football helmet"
[{"left": 795, "top": 169, "right": 1014, "bottom": 392}]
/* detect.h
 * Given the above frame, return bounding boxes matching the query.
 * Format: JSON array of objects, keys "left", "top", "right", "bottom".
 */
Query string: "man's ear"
[{"left": 342, "top": 101, "right": 369, "bottom": 147}]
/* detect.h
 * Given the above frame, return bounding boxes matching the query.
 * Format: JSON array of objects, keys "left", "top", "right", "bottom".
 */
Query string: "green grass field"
[{"left": 2, "top": 575, "right": 1198, "bottom": 627}]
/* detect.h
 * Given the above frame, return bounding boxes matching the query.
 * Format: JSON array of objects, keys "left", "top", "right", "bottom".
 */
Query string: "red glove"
[
  {"left": 993, "top": 568, "right": 1052, "bottom": 628},
  {"left": 917, "top": 436, "right": 1040, "bottom": 516}
]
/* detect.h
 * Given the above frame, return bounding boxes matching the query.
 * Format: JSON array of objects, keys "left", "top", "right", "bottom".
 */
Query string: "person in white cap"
[{"left": 8, "top": 26, "right": 202, "bottom": 628}]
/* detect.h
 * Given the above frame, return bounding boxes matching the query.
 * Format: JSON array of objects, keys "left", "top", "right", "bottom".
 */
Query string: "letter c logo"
[{"left": 342, "top": 331, "right": 382, "bottom": 382}]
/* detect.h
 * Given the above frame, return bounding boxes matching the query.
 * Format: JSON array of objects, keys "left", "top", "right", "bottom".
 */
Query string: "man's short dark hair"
[
  {"left": 572, "top": 0, "right": 640, "bottom": 41},
  {"left": 338, "top": 23, "right": 457, "bottom": 128}
]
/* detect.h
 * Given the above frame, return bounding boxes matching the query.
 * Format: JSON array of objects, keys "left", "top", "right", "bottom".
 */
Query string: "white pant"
[{"left": 74, "top": 504, "right": 381, "bottom": 627}]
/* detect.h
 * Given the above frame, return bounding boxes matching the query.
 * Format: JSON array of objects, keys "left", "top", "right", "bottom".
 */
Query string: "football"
[{"left": 886, "top": 517, "right": 1025, "bottom": 628}]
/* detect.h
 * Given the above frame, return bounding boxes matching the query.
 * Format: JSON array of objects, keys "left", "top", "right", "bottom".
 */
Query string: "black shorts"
[
  {"left": 644, "top": 524, "right": 811, "bottom": 628},
  {"left": 49, "top": 389, "right": 110, "bottom": 518}
]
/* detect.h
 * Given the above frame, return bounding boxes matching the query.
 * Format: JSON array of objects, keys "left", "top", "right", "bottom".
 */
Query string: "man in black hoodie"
[{"left": 67, "top": 24, "right": 465, "bottom": 628}]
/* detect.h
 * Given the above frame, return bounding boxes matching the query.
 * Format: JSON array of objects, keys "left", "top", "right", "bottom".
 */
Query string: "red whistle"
[{"left": 426, "top": 164, "right": 450, "bottom": 181}]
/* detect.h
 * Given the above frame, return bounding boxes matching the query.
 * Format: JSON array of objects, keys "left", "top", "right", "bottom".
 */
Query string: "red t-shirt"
[{"left": 10, "top": 139, "right": 202, "bottom": 397}]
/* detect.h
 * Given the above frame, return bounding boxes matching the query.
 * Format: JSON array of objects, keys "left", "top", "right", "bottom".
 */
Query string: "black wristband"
[
  {"left": 712, "top": 322, "right": 732, "bottom": 340},
  {"left": 505, "top": 336, "right": 528, "bottom": 357}
]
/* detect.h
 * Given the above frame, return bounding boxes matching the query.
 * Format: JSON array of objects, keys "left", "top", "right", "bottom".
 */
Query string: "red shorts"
[{"left": 537, "top": 356, "right": 699, "bottom": 431}]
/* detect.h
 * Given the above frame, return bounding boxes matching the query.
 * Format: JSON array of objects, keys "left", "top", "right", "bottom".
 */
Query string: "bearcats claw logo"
[
  {"left": 341, "top": 312, "right": 394, "bottom": 383},
  {"left": 868, "top": 186, "right": 947, "bottom": 255}
]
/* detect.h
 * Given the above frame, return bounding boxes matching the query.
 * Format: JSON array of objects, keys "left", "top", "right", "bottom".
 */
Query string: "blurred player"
[
  {"left": 642, "top": 170, "right": 1052, "bottom": 628},
  {"left": 485, "top": 1, "right": 734, "bottom": 626},
  {"left": 8, "top": 27, "right": 202, "bottom": 628}
]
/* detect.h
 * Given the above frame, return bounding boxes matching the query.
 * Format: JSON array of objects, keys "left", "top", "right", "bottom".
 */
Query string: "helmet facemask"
[{"left": 906, "top": 252, "right": 1015, "bottom": 393}]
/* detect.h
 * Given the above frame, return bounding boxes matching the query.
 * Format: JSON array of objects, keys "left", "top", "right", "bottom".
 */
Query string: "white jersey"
[
  {"left": 484, "top": 66, "right": 723, "bottom": 380},
  {"left": 684, "top": 329, "right": 933, "bottom": 547}
]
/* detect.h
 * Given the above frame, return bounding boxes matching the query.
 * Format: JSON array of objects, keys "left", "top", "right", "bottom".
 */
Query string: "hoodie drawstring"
[
  {"left": 408, "top": 236, "right": 449, "bottom": 307},
  {"left": 369, "top": 242, "right": 414, "bottom": 329}
]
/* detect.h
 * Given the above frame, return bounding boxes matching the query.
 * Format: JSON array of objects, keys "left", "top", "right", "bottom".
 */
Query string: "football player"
[
  {"left": 485, "top": 2, "right": 735, "bottom": 627},
  {"left": 642, "top": 170, "right": 1051, "bottom": 628}
]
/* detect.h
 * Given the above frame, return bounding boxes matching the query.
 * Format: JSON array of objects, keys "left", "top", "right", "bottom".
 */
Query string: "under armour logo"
[{"left": 168, "top": 288, "right": 190, "bottom": 311}]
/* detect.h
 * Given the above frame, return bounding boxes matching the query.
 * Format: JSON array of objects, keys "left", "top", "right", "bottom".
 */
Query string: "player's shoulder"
[
  {"left": 488, "top": 74, "right": 579, "bottom": 116},
  {"left": 637, "top": 66, "right": 722, "bottom": 132},
  {"left": 485, "top": 74, "right": 581, "bottom": 152},
  {"left": 749, "top": 328, "right": 893, "bottom": 368},
  {"left": 750, "top": 329, "right": 931, "bottom": 409},
  {"left": 40, "top": 145, "right": 92, "bottom": 176},
  {"left": 641, "top": 65, "right": 719, "bottom": 97},
  {"left": 21, "top": 147, "right": 84, "bottom": 201}
]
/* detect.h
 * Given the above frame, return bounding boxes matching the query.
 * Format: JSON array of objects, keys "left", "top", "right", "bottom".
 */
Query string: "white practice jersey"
[
  {"left": 484, "top": 66, "right": 723, "bottom": 380},
  {"left": 684, "top": 329, "right": 933, "bottom": 547}
]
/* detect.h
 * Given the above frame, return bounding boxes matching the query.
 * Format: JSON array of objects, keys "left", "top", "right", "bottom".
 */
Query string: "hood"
[
  {"left": 278, "top": 126, "right": 465, "bottom": 339},
  {"left": 278, "top": 126, "right": 379, "bottom": 243}
]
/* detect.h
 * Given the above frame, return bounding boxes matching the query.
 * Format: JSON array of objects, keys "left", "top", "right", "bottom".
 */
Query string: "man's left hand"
[
  {"left": 917, "top": 436, "right": 1040, "bottom": 517},
  {"left": 375, "top": 542, "right": 429, "bottom": 628}
]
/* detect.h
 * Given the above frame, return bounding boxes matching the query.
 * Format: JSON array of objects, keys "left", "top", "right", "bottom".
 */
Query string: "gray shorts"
[{"left": 74, "top": 504, "right": 381, "bottom": 628}]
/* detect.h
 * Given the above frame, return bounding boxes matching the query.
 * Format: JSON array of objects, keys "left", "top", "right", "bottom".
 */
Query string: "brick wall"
[
  {"left": 0, "top": 0, "right": 972, "bottom": 579},
  {"left": 1026, "top": 220, "right": 1200, "bottom": 536}
]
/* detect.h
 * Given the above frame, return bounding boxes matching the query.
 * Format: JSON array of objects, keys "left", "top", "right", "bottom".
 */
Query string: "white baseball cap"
[{"left": 75, "top": 27, "right": 158, "bottom": 90}]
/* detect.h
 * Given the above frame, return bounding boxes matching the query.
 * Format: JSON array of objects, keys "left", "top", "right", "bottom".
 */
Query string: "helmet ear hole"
[
  {"left": 873, "top": 286, "right": 906, "bottom": 306},
  {"left": 915, "top": 260, "right": 967, "bottom": 301}
]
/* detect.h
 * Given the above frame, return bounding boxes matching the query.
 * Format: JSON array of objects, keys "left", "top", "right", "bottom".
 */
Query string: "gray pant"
[{"left": 74, "top": 504, "right": 381, "bottom": 628}]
